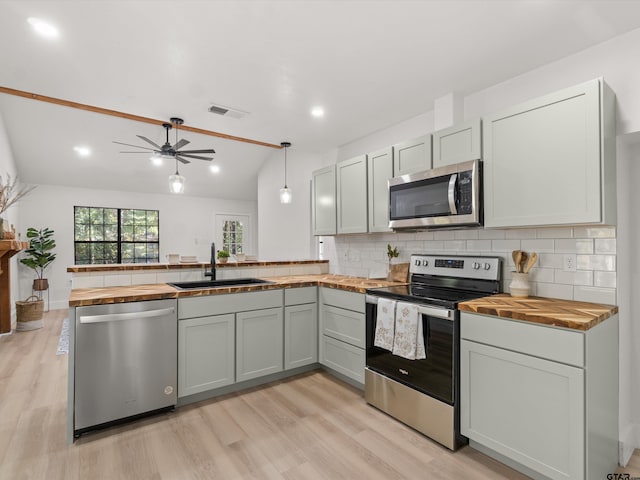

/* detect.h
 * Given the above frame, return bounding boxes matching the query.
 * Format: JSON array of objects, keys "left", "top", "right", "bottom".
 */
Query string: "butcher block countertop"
[
  {"left": 459, "top": 293, "right": 618, "bottom": 331},
  {"left": 69, "top": 274, "right": 405, "bottom": 307}
]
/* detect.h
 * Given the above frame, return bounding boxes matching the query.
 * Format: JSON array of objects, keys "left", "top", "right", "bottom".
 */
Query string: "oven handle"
[{"left": 365, "top": 295, "right": 454, "bottom": 321}]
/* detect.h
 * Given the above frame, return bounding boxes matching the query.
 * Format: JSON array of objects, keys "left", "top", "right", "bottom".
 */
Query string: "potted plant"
[
  {"left": 216, "top": 249, "right": 230, "bottom": 264},
  {"left": 20, "top": 227, "right": 56, "bottom": 291},
  {"left": 0, "top": 174, "right": 35, "bottom": 238}
]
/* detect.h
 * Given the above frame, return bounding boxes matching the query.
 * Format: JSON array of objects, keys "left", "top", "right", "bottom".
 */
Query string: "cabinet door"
[
  {"left": 311, "top": 165, "right": 336, "bottom": 235},
  {"left": 320, "top": 335, "right": 365, "bottom": 384},
  {"left": 178, "top": 314, "right": 235, "bottom": 397},
  {"left": 461, "top": 339, "right": 584, "bottom": 480},
  {"left": 236, "top": 307, "right": 283, "bottom": 382},
  {"left": 483, "top": 79, "right": 603, "bottom": 228},
  {"left": 320, "top": 304, "right": 365, "bottom": 348},
  {"left": 393, "top": 135, "right": 431, "bottom": 176},
  {"left": 284, "top": 303, "right": 318, "bottom": 370},
  {"left": 432, "top": 118, "right": 481, "bottom": 168},
  {"left": 336, "top": 155, "right": 368, "bottom": 234},
  {"left": 367, "top": 147, "right": 393, "bottom": 233}
]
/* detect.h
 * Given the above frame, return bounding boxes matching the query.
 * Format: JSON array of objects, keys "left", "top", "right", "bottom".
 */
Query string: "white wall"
[
  {"left": 16, "top": 184, "right": 258, "bottom": 310},
  {"left": 257, "top": 147, "right": 322, "bottom": 260},
  {"left": 0, "top": 112, "right": 21, "bottom": 329}
]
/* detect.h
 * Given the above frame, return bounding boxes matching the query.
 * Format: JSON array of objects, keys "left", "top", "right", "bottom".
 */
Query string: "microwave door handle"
[{"left": 448, "top": 174, "right": 458, "bottom": 214}]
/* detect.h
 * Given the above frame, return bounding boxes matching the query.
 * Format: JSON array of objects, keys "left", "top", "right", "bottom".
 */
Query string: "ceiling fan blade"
[
  {"left": 113, "top": 141, "right": 155, "bottom": 150},
  {"left": 172, "top": 138, "right": 190, "bottom": 150},
  {"left": 119, "top": 151, "right": 157, "bottom": 153},
  {"left": 175, "top": 156, "right": 191, "bottom": 164},
  {"left": 136, "top": 135, "right": 163, "bottom": 149},
  {"left": 179, "top": 149, "right": 216, "bottom": 154},
  {"left": 178, "top": 153, "right": 213, "bottom": 161}
]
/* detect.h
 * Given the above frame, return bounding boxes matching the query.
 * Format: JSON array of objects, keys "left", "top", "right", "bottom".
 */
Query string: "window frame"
[
  {"left": 215, "top": 213, "right": 251, "bottom": 256},
  {"left": 73, "top": 206, "right": 160, "bottom": 264}
]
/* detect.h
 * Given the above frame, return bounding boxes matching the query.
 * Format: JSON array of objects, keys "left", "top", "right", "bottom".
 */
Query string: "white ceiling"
[{"left": 1, "top": 0, "right": 640, "bottom": 200}]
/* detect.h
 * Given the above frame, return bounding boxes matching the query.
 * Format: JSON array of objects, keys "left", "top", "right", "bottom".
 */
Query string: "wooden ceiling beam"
[{"left": 0, "top": 86, "right": 282, "bottom": 149}]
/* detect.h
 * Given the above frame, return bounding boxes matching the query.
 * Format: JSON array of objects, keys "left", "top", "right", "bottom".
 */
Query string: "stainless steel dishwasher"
[{"left": 74, "top": 299, "right": 177, "bottom": 437}]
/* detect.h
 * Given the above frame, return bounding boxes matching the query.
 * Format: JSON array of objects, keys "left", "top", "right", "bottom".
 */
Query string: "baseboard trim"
[{"left": 620, "top": 423, "right": 640, "bottom": 466}]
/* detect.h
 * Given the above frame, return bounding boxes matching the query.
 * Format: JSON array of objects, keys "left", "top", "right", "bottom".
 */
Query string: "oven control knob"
[
  {"left": 472, "top": 262, "right": 481, "bottom": 270},
  {"left": 414, "top": 259, "right": 422, "bottom": 266},
  {"left": 483, "top": 263, "right": 491, "bottom": 270}
]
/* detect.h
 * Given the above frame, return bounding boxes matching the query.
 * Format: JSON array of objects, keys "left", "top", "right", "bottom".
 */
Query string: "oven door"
[{"left": 365, "top": 296, "right": 457, "bottom": 405}]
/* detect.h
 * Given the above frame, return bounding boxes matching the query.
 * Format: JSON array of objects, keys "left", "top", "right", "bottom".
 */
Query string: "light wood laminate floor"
[{"left": 1, "top": 310, "right": 638, "bottom": 479}]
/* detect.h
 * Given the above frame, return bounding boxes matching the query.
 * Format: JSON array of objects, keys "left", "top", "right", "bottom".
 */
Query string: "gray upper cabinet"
[
  {"left": 367, "top": 147, "right": 393, "bottom": 233},
  {"left": 432, "top": 118, "right": 481, "bottom": 168},
  {"left": 336, "top": 155, "right": 368, "bottom": 234},
  {"left": 311, "top": 165, "right": 337, "bottom": 236},
  {"left": 393, "top": 135, "right": 431, "bottom": 176},
  {"left": 483, "top": 78, "right": 616, "bottom": 228}
]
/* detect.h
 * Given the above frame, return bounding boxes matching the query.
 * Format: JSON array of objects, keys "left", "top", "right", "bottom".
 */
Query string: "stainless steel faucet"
[{"left": 204, "top": 242, "right": 216, "bottom": 280}]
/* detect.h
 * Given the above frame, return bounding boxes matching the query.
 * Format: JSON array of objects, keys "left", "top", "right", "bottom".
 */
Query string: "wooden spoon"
[
  {"left": 519, "top": 251, "right": 528, "bottom": 274},
  {"left": 513, "top": 250, "right": 522, "bottom": 273},
  {"left": 524, "top": 252, "right": 538, "bottom": 273}
]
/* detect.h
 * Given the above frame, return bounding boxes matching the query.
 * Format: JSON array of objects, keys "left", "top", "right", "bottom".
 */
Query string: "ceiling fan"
[{"left": 113, "top": 117, "right": 215, "bottom": 164}]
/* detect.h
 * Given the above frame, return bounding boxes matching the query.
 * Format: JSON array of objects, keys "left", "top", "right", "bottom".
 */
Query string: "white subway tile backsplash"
[
  {"left": 131, "top": 273, "right": 158, "bottom": 285},
  {"left": 594, "top": 271, "right": 617, "bottom": 288},
  {"left": 529, "top": 268, "right": 554, "bottom": 283},
  {"left": 72, "top": 275, "right": 104, "bottom": 289},
  {"left": 434, "top": 231, "right": 455, "bottom": 240},
  {"left": 555, "top": 239, "right": 594, "bottom": 254},
  {"left": 576, "top": 255, "right": 616, "bottom": 271},
  {"left": 443, "top": 240, "right": 466, "bottom": 251},
  {"left": 536, "top": 282, "right": 574, "bottom": 300},
  {"left": 573, "top": 226, "right": 616, "bottom": 238},
  {"left": 478, "top": 229, "right": 506, "bottom": 240},
  {"left": 454, "top": 230, "right": 479, "bottom": 240},
  {"left": 573, "top": 286, "right": 616, "bottom": 305},
  {"left": 179, "top": 270, "right": 204, "bottom": 281},
  {"left": 104, "top": 274, "right": 131, "bottom": 287},
  {"left": 538, "top": 253, "right": 563, "bottom": 269},
  {"left": 466, "top": 240, "right": 492, "bottom": 252},
  {"left": 536, "top": 227, "right": 573, "bottom": 238},
  {"left": 595, "top": 238, "right": 617, "bottom": 254},
  {"left": 423, "top": 241, "right": 445, "bottom": 251},
  {"left": 554, "top": 270, "right": 593, "bottom": 286},
  {"left": 521, "top": 239, "right": 554, "bottom": 253},
  {"left": 491, "top": 240, "right": 521, "bottom": 252},
  {"left": 506, "top": 229, "right": 537, "bottom": 239},
  {"left": 414, "top": 231, "right": 435, "bottom": 241},
  {"left": 156, "top": 272, "right": 182, "bottom": 283}
]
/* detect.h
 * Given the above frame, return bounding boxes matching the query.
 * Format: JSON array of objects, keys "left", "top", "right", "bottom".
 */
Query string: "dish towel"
[
  {"left": 374, "top": 298, "right": 396, "bottom": 351},
  {"left": 392, "top": 301, "right": 426, "bottom": 360}
]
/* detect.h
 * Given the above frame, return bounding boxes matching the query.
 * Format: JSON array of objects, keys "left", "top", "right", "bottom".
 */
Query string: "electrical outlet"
[{"left": 563, "top": 254, "right": 577, "bottom": 272}]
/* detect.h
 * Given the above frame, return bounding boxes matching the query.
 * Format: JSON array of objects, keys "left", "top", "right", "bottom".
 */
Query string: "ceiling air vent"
[{"left": 208, "top": 103, "right": 249, "bottom": 119}]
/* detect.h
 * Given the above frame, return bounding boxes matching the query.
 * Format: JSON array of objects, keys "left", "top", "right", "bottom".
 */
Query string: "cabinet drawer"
[
  {"left": 321, "top": 304, "right": 365, "bottom": 348},
  {"left": 461, "top": 312, "right": 584, "bottom": 367},
  {"left": 320, "top": 287, "right": 365, "bottom": 313},
  {"left": 285, "top": 286, "right": 317, "bottom": 306},
  {"left": 178, "top": 289, "right": 283, "bottom": 319},
  {"left": 321, "top": 335, "right": 365, "bottom": 384}
]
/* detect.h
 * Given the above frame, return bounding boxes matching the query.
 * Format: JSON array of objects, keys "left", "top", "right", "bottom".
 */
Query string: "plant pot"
[
  {"left": 218, "top": 258, "right": 228, "bottom": 264},
  {"left": 33, "top": 278, "right": 49, "bottom": 291}
]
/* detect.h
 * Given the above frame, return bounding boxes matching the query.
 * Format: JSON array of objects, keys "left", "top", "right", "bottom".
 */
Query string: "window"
[
  {"left": 74, "top": 206, "right": 159, "bottom": 264},
  {"left": 216, "top": 214, "right": 250, "bottom": 255}
]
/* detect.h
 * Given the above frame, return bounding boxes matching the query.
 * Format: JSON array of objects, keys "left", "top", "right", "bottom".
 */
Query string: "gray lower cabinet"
[
  {"left": 460, "top": 312, "right": 619, "bottom": 480},
  {"left": 319, "top": 287, "right": 365, "bottom": 385},
  {"left": 236, "top": 307, "right": 284, "bottom": 382},
  {"left": 178, "top": 314, "right": 235, "bottom": 397},
  {"left": 284, "top": 286, "right": 318, "bottom": 370}
]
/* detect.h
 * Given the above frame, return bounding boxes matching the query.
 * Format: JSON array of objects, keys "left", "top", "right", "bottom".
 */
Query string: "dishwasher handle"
[{"left": 79, "top": 307, "right": 175, "bottom": 324}]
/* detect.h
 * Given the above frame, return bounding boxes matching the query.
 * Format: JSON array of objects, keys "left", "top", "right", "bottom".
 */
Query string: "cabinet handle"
[
  {"left": 448, "top": 173, "right": 458, "bottom": 215},
  {"left": 80, "top": 307, "right": 175, "bottom": 324}
]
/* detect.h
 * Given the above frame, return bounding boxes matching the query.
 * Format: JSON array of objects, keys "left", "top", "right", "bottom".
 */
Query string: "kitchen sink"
[{"left": 168, "top": 278, "right": 273, "bottom": 290}]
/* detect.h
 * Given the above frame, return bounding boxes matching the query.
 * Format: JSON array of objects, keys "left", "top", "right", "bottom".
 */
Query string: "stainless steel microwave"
[{"left": 388, "top": 159, "right": 481, "bottom": 229}]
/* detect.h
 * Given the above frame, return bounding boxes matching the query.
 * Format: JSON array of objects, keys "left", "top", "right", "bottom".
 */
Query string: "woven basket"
[{"left": 16, "top": 295, "right": 44, "bottom": 330}]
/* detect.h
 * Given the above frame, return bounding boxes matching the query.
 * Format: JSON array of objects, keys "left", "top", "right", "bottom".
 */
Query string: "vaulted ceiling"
[{"left": 1, "top": 1, "right": 640, "bottom": 200}]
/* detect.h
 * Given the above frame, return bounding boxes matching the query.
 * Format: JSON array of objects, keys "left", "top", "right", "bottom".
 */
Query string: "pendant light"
[
  {"left": 169, "top": 158, "right": 185, "bottom": 194},
  {"left": 279, "top": 141, "right": 292, "bottom": 204}
]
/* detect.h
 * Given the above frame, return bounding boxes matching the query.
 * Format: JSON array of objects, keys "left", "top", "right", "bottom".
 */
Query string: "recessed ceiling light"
[
  {"left": 73, "top": 146, "right": 91, "bottom": 157},
  {"left": 209, "top": 165, "right": 220, "bottom": 174},
  {"left": 27, "top": 17, "right": 59, "bottom": 39},
  {"left": 311, "top": 107, "right": 324, "bottom": 118}
]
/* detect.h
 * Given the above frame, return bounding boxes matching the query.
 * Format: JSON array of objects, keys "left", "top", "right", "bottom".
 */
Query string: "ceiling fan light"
[
  {"left": 169, "top": 173, "right": 185, "bottom": 194},
  {"left": 150, "top": 154, "right": 163, "bottom": 166}
]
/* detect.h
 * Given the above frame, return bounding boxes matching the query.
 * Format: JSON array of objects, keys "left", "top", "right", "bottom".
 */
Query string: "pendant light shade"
[
  {"left": 169, "top": 159, "right": 185, "bottom": 194},
  {"left": 279, "top": 141, "right": 292, "bottom": 204}
]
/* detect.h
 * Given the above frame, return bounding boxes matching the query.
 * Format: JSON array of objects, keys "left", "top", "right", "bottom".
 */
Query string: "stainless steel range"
[{"left": 365, "top": 254, "right": 501, "bottom": 450}]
